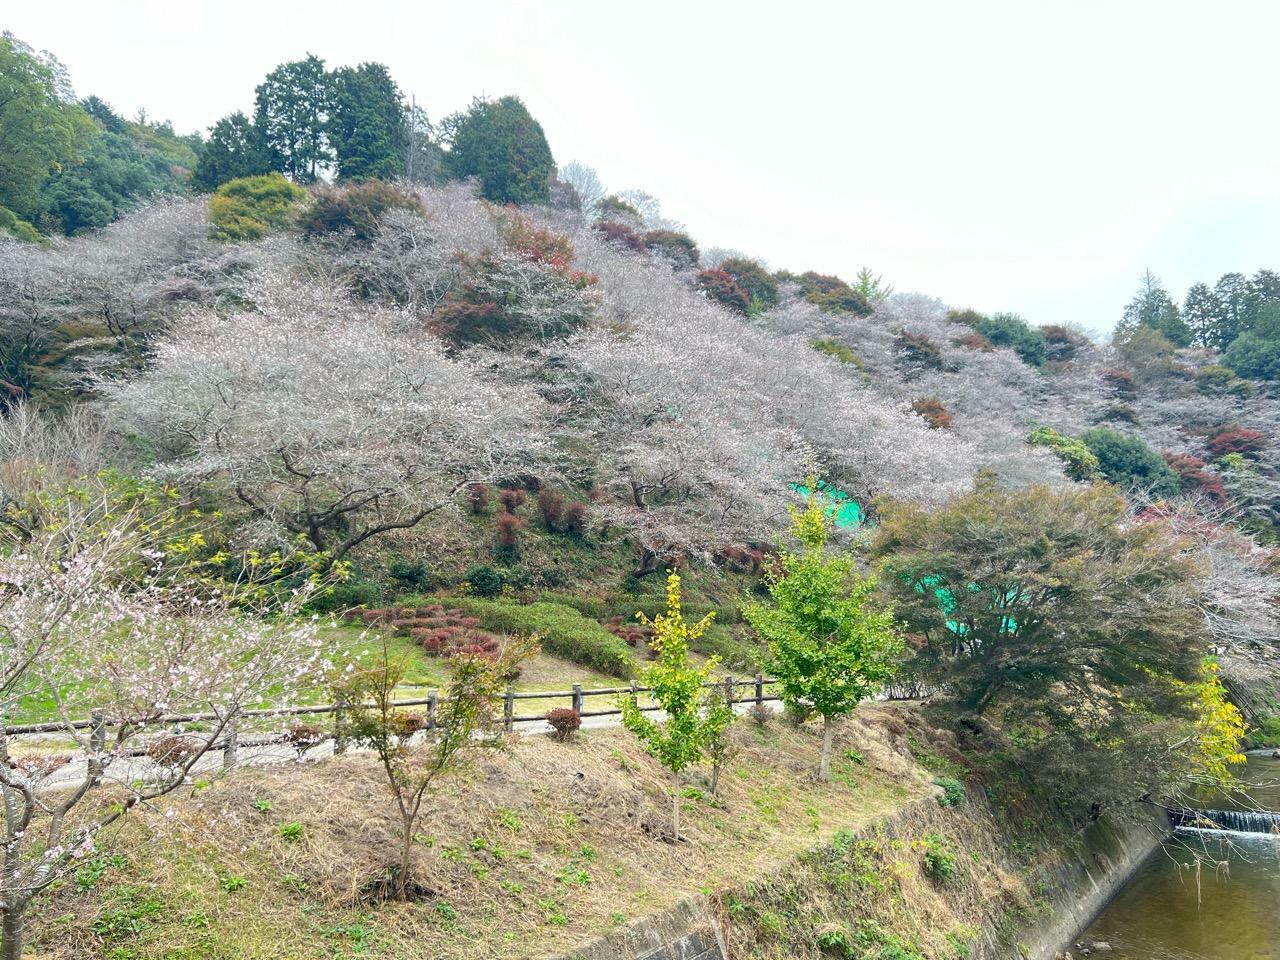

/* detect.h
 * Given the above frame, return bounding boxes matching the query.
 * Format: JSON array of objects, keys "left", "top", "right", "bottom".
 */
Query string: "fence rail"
[{"left": 8, "top": 675, "right": 784, "bottom": 770}]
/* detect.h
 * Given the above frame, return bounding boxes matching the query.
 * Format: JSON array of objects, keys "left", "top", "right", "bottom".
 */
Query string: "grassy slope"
[{"left": 30, "top": 706, "right": 933, "bottom": 960}]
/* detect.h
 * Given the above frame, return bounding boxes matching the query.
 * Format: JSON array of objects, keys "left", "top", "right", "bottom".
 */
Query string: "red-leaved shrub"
[
  {"left": 696, "top": 269, "right": 750, "bottom": 314},
  {"left": 594, "top": 220, "right": 647, "bottom": 253},
  {"left": 1206, "top": 425, "right": 1267, "bottom": 459},
  {"left": 564, "top": 502, "right": 589, "bottom": 537},
  {"left": 496, "top": 512, "right": 527, "bottom": 553},
  {"left": 1162, "top": 452, "right": 1228, "bottom": 502},
  {"left": 537, "top": 488, "right": 566, "bottom": 531},
  {"left": 910, "top": 397, "right": 953, "bottom": 429},
  {"left": 466, "top": 482, "right": 491, "bottom": 515},
  {"left": 546, "top": 707, "right": 582, "bottom": 742},
  {"left": 499, "top": 488, "right": 528, "bottom": 512},
  {"left": 1101, "top": 368, "right": 1136, "bottom": 397}
]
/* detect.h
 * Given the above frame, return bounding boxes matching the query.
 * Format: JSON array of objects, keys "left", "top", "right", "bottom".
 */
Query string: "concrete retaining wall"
[{"left": 553, "top": 802, "right": 1168, "bottom": 960}]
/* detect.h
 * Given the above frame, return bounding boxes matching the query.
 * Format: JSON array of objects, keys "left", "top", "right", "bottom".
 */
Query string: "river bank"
[{"left": 1076, "top": 754, "right": 1280, "bottom": 960}]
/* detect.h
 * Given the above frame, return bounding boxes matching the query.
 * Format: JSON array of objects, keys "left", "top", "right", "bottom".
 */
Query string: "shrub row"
[{"left": 446, "top": 597, "right": 636, "bottom": 679}]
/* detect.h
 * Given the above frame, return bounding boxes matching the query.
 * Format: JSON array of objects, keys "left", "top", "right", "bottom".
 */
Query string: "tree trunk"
[
  {"left": 710, "top": 760, "right": 721, "bottom": 797},
  {"left": 398, "top": 817, "right": 414, "bottom": 900},
  {"left": 818, "top": 714, "right": 834, "bottom": 782},
  {"left": 2, "top": 906, "right": 23, "bottom": 960},
  {"left": 671, "top": 771, "right": 681, "bottom": 841}
]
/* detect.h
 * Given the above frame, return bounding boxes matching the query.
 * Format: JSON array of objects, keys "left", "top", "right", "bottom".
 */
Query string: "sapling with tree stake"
[
  {"left": 701, "top": 682, "right": 738, "bottom": 796},
  {"left": 746, "top": 492, "right": 903, "bottom": 782},
  {"left": 332, "top": 633, "right": 536, "bottom": 900},
  {"left": 621, "top": 572, "right": 727, "bottom": 839}
]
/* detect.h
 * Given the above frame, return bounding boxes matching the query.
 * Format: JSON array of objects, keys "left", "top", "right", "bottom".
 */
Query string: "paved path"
[{"left": 30, "top": 699, "right": 781, "bottom": 791}]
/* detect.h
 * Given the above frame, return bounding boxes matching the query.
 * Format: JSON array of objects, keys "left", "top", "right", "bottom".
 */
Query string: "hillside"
[{"left": 3, "top": 33, "right": 1280, "bottom": 960}]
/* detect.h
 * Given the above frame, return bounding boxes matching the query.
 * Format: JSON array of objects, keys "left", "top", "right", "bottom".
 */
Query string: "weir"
[{"left": 1168, "top": 806, "right": 1280, "bottom": 835}]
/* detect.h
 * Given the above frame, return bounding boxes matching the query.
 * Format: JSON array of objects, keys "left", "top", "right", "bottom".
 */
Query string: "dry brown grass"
[{"left": 30, "top": 704, "right": 934, "bottom": 959}]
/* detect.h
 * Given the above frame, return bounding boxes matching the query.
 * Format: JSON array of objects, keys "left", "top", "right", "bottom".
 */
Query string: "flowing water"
[{"left": 1079, "top": 754, "right": 1280, "bottom": 959}]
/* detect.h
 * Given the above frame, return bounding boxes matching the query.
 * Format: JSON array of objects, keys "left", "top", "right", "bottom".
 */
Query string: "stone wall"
[{"left": 553, "top": 896, "right": 727, "bottom": 960}]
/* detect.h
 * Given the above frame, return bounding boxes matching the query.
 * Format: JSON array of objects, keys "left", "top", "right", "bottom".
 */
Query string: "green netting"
[
  {"left": 787, "top": 481, "right": 1019, "bottom": 636},
  {"left": 915, "top": 575, "right": 1018, "bottom": 636},
  {"left": 788, "top": 480, "right": 865, "bottom": 529}
]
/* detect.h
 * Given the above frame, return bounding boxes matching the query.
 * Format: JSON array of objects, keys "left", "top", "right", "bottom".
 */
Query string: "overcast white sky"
[{"left": 8, "top": 1, "right": 1280, "bottom": 333}]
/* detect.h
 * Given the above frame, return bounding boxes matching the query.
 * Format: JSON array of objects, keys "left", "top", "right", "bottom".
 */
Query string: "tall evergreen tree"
[
  {"left": 328, "top": 62, "right": 406, "bottom": 182},
  {"left": 1183, "top": 282, "right": 1221, "bottom": 348},
  {"left": 192, "top": 112, "right": 269, "bottom": 191},
  {"left": 1245, "top": 269, "right": 1280, "bottom": 330},
  {"left": 1117, "top": 270, "right": 1191, "bottom": 347},
  {"left": 1210, "top": 272, "right": 1251, "bottom": 351},
  {"left": 253, "top": 54, "right": 332, "bottom": 183},
  {"left": 444, "top": 95, "right": 554, "bottom": 205}
]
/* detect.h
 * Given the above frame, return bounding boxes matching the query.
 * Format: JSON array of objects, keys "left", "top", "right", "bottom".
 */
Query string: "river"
[{"left": 1079, "top": 754, "right": 1280, "bottom": 959}]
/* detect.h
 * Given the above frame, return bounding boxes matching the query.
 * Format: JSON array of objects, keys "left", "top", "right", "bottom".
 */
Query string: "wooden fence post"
[
  {"left": 88, "top": 709, "right": 107, "bottom": 780},
  {"left": 427, "top": 689, "right": 438, "bottom": 730},
  {"left": 222, "top": 718, "right": 239, "bottom": 771},
  {"left": 754, "top": 673, "right": 764, "bottom": 706},
  {"left": 504, "top": 685, "right": 515, "bottom": 733},
  {"left": 333, "top": 697, "right": 348, "bottom": 756},
  {"left": 724, "top": 674, "right": 736, "bottom": 708},
  {"left": 571, "top": 683, "right": 584, "bottom": 715}
]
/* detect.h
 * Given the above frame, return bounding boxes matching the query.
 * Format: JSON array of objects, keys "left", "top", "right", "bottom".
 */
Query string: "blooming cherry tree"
[{"left": 0, "top": 491, "right": 326, "bottom": 960}]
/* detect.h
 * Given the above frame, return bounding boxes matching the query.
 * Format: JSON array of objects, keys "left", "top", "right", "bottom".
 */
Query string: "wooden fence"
[{"left": 9, "top": 674, "right": 783, "bottom": 772}]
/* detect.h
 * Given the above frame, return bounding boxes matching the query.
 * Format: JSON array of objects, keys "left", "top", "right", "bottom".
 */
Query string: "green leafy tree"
[
  {"left": 207, "top": 172, "right": 306, "bottom": 241},
  {"left": 1223, "top": 304, "right": 1280, "bottom": 381},
  {"left": 719, "top": 257, "right": 778, "bottom": 310},
  {"left": 975, "top": 312, "right": 1047, "bottom": 367},
  {"left": 796, "top": 271, "right": 872, "bottom": 316},
  {"left": 1245, "top": 269, "right": 1280, "bottom": 323},
  {"left": 40, "top": 101, "right": 197, "bottom": 232},
  {"left": 621, "top": 572, "right": 727, "bottom": 839},
  {"left": 332, "top": 635, "right": 536, "bottom": 899},
  {"left": 253, "top": 54, "right": 332, "bottom": 183},
  {"left": 745, "top": 497, "right": 903, "bottom": 782},
  {"left": 1116, "top": 326, "right": 1178, "bottom": 381},
  {"left": 1082, "top": 427, "right": 1180, "bottom": 497},
  {"left": 854, "top": 267, "right": 895, "bottom": 306},
  {"left": 872, "top": 478, "right": 1205, "bottom": 809},
  {"left": 444, "top": 95, "right": 554, "bottom": 205},
  {"left": 1116, "top": 271, "right": 1192, "bottom": 347},
  {"left": 328, "top": 62, "right": 406, "bottom": 182},
  {"left": 193, "top": 112, "right": 269, "bottom": 191},
  {"left": 0, "top": 34, "right": 94, "bottom": 230}
]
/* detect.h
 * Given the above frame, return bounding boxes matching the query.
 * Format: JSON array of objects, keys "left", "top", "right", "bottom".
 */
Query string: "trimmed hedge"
[{"left": 447, "top": 597, "right": 635, "bottom": 679}]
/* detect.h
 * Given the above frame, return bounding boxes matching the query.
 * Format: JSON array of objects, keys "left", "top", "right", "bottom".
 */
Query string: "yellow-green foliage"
[
  {"left": 208, "top": 173, "right": 306, "bottom": 241},
  {"left": 811, "top": 338, "right": 862, "bottom": 366},
  {"left": 1028, "top": 425, "right": 1099, "bottom": 481},
  {"left": 621, "top": 572, "right": 722, "bottom": 780},
  {"left": 0, "top": 203, "right": 40, "bottom": 242},
  {"left": 1189, "top": 658, "right": 1247, "bottom": 781}
]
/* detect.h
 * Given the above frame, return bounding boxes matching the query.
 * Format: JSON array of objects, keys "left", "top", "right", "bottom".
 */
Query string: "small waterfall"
[{"left": 1170, "top": 807, "right": 1280, "bottom": 835}]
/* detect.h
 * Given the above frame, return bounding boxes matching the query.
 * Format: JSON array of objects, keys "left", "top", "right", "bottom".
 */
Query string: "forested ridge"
[{"left": 2, "top": 32, "right": 1279, "bottom": 960}]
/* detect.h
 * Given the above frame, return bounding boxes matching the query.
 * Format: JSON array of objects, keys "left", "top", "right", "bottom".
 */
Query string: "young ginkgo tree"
[
  {"left": 746, "top": 496, "right": 903, "bottom": 782},
  {"left": 621, "top": 572, "right": 732, "bottom": 840}
]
